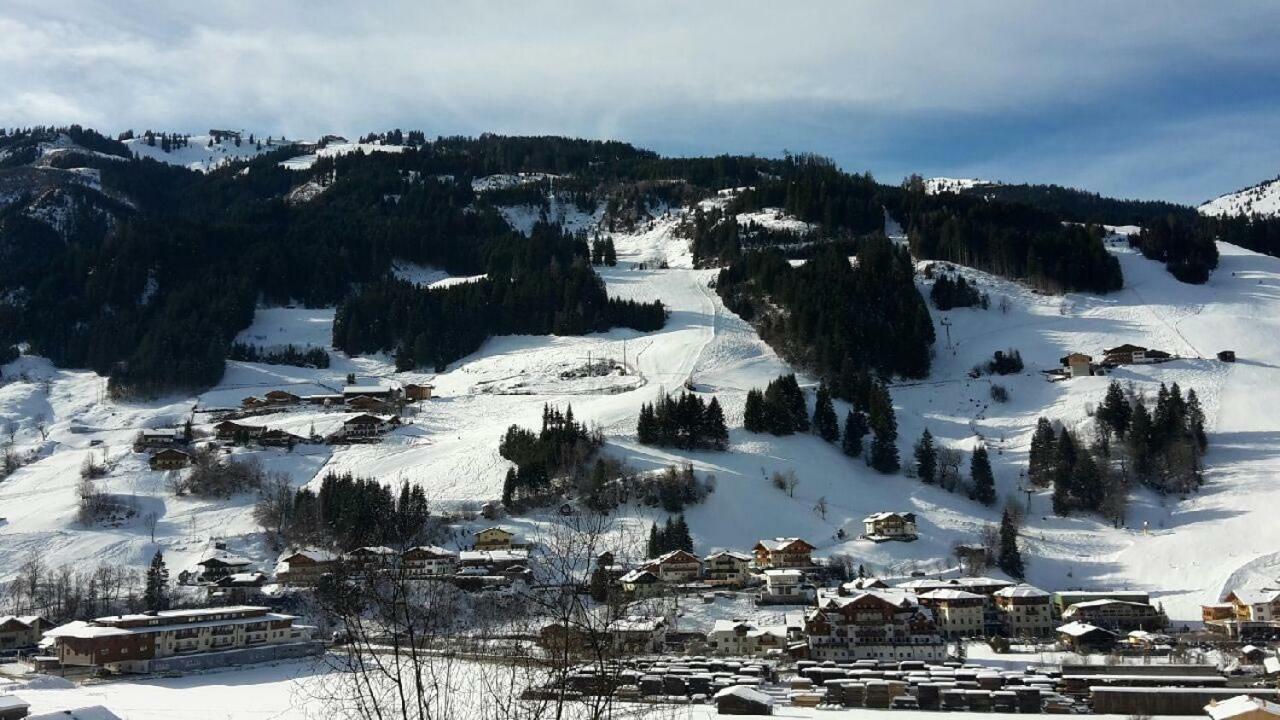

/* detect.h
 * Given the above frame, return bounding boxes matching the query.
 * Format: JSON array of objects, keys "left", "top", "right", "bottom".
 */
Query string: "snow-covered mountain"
[
  {"left": 1199, "top": 176, "right": 1280, "bottom": 217},
  {"left": 925, "top": 177, "right": 992, "bottom": 194}
]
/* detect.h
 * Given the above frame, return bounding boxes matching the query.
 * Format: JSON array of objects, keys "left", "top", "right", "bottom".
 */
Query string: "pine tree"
[
  {"left": 1027, "top": 417, "right": 1057, "bottom": 487},
  {"left": 914, "top": 429, "right": 937, "bottom": 484},
  {"left": 868, "top": 380, "right": 899, "bottom": 473},
  {"left": 637, "top": 402, "right": 657, "bottom": 444},
  {"left": 842, "top": 410, "right": 868, "bottom": 458},
  {"left": 744, "top": 389, "right": 766, "bottom": 433},
  {"left": 144, "top": 550, "right": 169, "bottom": 612},
  {"left": 813, "top": 383, "right": 839, "bottom": 442},
  {"left": 1097, "top": 380, "right": 1132, "bottom": 438},
  {"left": 997, "top": 509, "right": 1025, "bottom": 579},
  {"left": 970, "top": 444, "right": 996, "bottom": 505},
  {"left": 674, "top": 514, "right": 694, "bottom": 552},
  {"left": 1072, "top": 451, "right": 1104, "bottom": 511},
  {"left": 603, "top": 238, "right": 617, "bottom": 267},
  {"left": 502, "top": 467, "right": 517, "bottom": 507},
  {"left": 702, "top": 397, "right": 729, "bottom": 450},
  {"left": 646, "top": 523, "right": 659, "bottom": 557},
  {"left": 1053, "top": 427, "right": 1077, "bottom": 495},
  {"left": 1186, "top": 389, "right": 1207, "bottom": 451},
  {"left": 1127, "top": 399, "right": 1154, "bottom": 481}
]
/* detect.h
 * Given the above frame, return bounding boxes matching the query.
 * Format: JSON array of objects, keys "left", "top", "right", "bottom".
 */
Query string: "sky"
[{"left": 2, "top": 1, "right": 1279, "bottom": 204}]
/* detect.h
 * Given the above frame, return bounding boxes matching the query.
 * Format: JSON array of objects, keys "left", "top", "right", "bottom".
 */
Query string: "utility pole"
[{"left": 940, "top": 318, "right": 953, "bottom": 350}]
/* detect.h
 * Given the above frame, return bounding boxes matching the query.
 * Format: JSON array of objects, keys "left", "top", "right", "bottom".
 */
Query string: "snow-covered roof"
[
  {"left": 280, "top": 548, "right": 338, "bottom": 563},
  {"left": 608, "top": 616, "right": 665, "bottom": 633},
  {"left": 348, "top": 546, "right": 397, "bottom": 556},
  {"left": 619, "top": 569, "right": 658, "bottom": 584},
  {"left": 1206, "top": 695, "right": 1280, "bottom": 720},
  {"left": 763, "top": 569, "right": 802, "bottom": 578},
  {"left": 994, "top": 583, "right": 1050, "bottom": 598},
  {"left": 194, "top": 550, "right": 252, "bottom": 567},
  {"left": 406, "top": 545, "right": 456, "bottom": 557},
  {"left": 714, "top": 685, "right": 774, "bottom": 706},
  {"left": 1230, "top": 588, "right": 1280, "bottom": 606},
  {"left": 1056, "top": 621, "right": 1113, "bottom": 637},
  {"left": 918, "top": 589, "right": 984, "bottom": 601},
  {"left": 705, "top": 550, "right": 752, "bottom": 561},
  {"left": 1065, "top": 598, "right": 1151, "bottom": 611},
  {"left": 863, "top": 511, "right": 915, "bottom": 523},
  {"left": 756, "top": 537, "right": 808, "bottom": 551},
  {"left": 343, "top": 384, "right": 393, "bottom": 394},
  {"left": 0, "top": 614, "right": 45, "bottom": 627},
  {"left": 459, "top": 549, "right": 528, "bottom": 563},
  {"left": 0, "top": 695, "right": 30, "bottom": 711}
]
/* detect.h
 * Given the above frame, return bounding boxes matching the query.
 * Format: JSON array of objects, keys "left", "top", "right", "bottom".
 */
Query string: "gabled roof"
[
  {"left": 705, "top": 550, "right": 752, "bottom": 562},
  {"left": 280, "top": 548, "right": 338, "bottom": 563},
  {"left": 755, "top": 537, "right": 812, "bottom": 552},
  {"left": 619, "top": 569, "right": 659, "bottom": 584},
  {"left": 1206, "top": 695, "right": 1280, "bottom": 720},
  {"left": 1104, "top": 343, "right": 1147, "bottom": 354},
  {"left": 1229, "top": 588, "right": 1280, "bottom": 606},
  {"left": 1056, "top": 621, "right": 1115, "bottom": 637},
  {"left": 918, "top": 589, "right": 984, "bottom": 601},
  {"left": 347, "top": 545, "right": 397, "bottom": 556},
  {"left": 405, "top": 545, "right": 457, "bottom": 558},
  {"left": 993, "top": 579, "right": 1044, "bottom": 597},
  {"left": 1066, "top": 599, "right": 1152, "bottom": 611},
  {"left": 649, "top": 549, "right": 700, "bottom": 566},
  {"left": 863, "top": 511, "right": 916, "bottom": 523}
]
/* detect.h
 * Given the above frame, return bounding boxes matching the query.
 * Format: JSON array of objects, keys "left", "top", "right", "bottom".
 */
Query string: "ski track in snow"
[{"left": 3, "top": 200, "right": 1280, "bottom": 623}]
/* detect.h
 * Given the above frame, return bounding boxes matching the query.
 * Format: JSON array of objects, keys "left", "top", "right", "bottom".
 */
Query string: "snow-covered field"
[
  {"left": 278, "top": 141, "right": 408, "bottom": 171},
  {"left": 123, "top": 134, "right": 280, "bottom": 172},
  {"left": 4, "top": 189, "right": 1280, "bottom": 637}
]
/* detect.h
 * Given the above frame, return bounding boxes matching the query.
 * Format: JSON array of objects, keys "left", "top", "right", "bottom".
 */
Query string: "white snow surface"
[
  {"left": 123, "top": 134, "right": 279, "bottom": 172},
  {"left": 1200, "top": 176, "right": 1280, "bottom": 217},
  {"left": 925, "top": 177, "right": 989, "bottom": 194},
  {"left": 4, "top": 193, "right": 1280, "bottom": 628},
  {"left": 278, "top": 142, "right": 408, "bottom": 171}
]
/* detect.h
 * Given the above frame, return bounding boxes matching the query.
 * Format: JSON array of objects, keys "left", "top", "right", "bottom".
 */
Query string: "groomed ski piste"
[{"left": 2, "top": 186, "right": 1279, "bottom": 644}]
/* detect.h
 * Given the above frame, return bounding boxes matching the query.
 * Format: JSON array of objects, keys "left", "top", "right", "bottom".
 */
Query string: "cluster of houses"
[
  {"left": 587, "top": 532, "right": 1169, "bottom": 662},
  {"left": 211, "top": 412, "right": 398, "bottom": 448},
  {"left": 1058, "top": 344, "right": 1173, "bottom": 378},
  {"left": 239, "top": 382, "right": 433, "bottom": 413}
]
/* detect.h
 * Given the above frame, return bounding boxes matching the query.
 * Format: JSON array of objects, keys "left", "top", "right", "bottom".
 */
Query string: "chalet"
[
  {"left": 861, "top": 512, "right": 919, "bottom": 542},
  {"left": 1061, "top": 598, "right": 1165, "bottom": 632},
  {"left": 44, "top": 605, "right": 314, "bottom": 674},
  {"left": 619, "top": 569, "right": 662, "bottom": 598},
  {"left": 344, "top": 546, "right": 398, "bottom": 572},
  {"left": 1102, "top": 343, "right": 1151, "bottom": 365},
  {"left": 917, "top": 589, "right": 985, "bottom": 638},
  {"left": 343, "top": 385, "right": 396, "bottom": 403},
  {"left": 805, "top": 592, "right": 945, "bottom": 661},
  {"left": 993, "top": 584, "right": 1054, "bottom": 638},
  {"left": 707, "top": 619, "right": 790, "bottom": 657},
  {"left": 402, "top": 546, "right": 457, "bottom": 578},
  {"left": 753, "top": 538, "right": 815, "bottom": 569},
  {"left": 1062, "top": 353, "right": 1095, "bottom": 378},
  {"left": 760, "top": 569, "right": 813, "bottom": 605},
  {"left": 137, "top": 428, "right": 181, "bottom": 449},
  {"left": 457, "top": 549, "right": 528, "bottom": 573},
  {"left": 404, "top": 383, "right": 435, "bottom": 401},
  {"left": 473, "top": 526, "right": 516, "bottom": 550},
  {"left": 1225, "top": 589, "right": 1280, "bottom": 622},
  {"left": 149, "top": 448, "right": 191, "bottom": 471},
  {"left": 339, "top": 414, "right": 388, "bottom": 440},
  {"left": 704, "top": 551, "right": 752, "bottom": 587},
  {"left": 0, "top": 615, "right": 49, "bottom": 650},
  {"left": 194, "top": 548, "right": 253, "bottom": 582},
  {"left": 346, "top": 395, "right": 394, "bottom": 413},
  {"left": 606, "top": 616, "right": 667, "bottom": 653},
  {"left": 1056, "top": 621, "right": 1116, "bottom": 652},
  {"left": 0, "top": 695, "right": 29, "bottom": 720},
  {"left": 1207, "top": 589, "right": 1280, "bottom": 638},
  {"left": 642, "top": 550, "right": 702, "bottom": 584},
  {"left": 302, "top": 393, "right": 343, "bottom": 406},
  {"left": 275, "top": 549, "right": 338, "bottom": 586},
  {"left": 213, "top": 420, "right": 264, "bottom": 441},
  {"left": 1205, "top": 695, "right": 1280, "bottom": 720},
  {"left": 263, "top": 390, "right": 300, "bottom": 405},
  {"left": 208, "top": 572, "right": 267, "bottom": 604},
  {"left": 258, "top": 428, "right": 304, "bottom": 447}
]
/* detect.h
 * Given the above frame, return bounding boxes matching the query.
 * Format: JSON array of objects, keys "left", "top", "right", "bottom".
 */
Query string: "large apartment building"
[
  {"left": 44, "top": 606, "right": 314, "bottom": 673},
  {"left": 805, "top": 591, "right": 945, "bottom": 662}
]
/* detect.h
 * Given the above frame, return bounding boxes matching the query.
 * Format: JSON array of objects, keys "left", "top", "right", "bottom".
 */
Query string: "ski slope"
[
  {"left": 1200, "top": 176, "right": 1280, "bottom": 217},
  {"left": 123, "top": 134, "right": 280, "bottom": 172},
  {"left": 3, "top": 195, "right": 1280, "bottom": 622}
]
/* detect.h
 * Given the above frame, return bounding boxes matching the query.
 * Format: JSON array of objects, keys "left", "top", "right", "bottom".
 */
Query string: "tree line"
[
  {"left": 637, "top": 391, "right": 729, "bottom": 450},
  {"left": 227, "top": 342, "right": 330, "bottom": 368}
]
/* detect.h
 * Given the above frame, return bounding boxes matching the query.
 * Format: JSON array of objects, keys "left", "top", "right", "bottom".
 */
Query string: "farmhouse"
[
  {"left": 403, "top": 546, "right": 457, "bottom": 578},
  {"left": 760, "top": 569, "right": 813, "bottom": 605},
  {"left": 861, "top": 512, "right": 919, "bottom": 542},
  {"left": 343, "top": 385, "right": 396, "bottom": 402},
  {"left": 194, "top": 548, "right": 253, "bottom": 582},
  {"left": 1061, "top": 353, "right": 1095, "bottom": 377},
  {"left": 0, "top": 615, "right": 49, "bottom": 650},
  {"left": 207, "top": 572, "right": 267, "bottom": 604},
  {"left": 1056, "top": 621, "right": 1117, "bottom": 652},
  {"left": 707, "top": 619, "right": 790, "bottom": 656},
  {"left": 473, "top": 526, "right": 517, "bottom": 550},
  {"left": 137, "top": 428, "right": 181, "bottom": 449},
  {"left": 346, "top": 395, "right": 395, "bottom": 413},
  {"left": 404, "top": 383, "right": 434, "bottom": 401},
  {"left": 753, "top": 538, "right": 815, "bottom": 569},
  {"left": 606, "top": 616, "right": 668, "bottom": 654},
  {"left": 642, "top": 550, "right": 702, "bottom": 584},
  {"left": 338, "top": 414, "right": 389, "bottom": 440},
  {"left": 263, "top": 390, "right": 301, "bottom": 405},
  {"left": 258, "top": 428, "right": 304, "bottom": 447},
  {"left": 213, "top": 420, "right": 263, "bottom": 441},
  {"left": 619, "top": 569, "right": 662, "bottom": 598},
  {"left": 704, "top": 550, "right": 752, "bottom": 587},
  {"left": 1051, "top": 589, "right": 1150, "bottom": 615},
  {"left": 149, "top": 448, "right": 191, "bottom": 471},
  {"left": 275, "top": 549, "right": 338, "bottom": 586},
  {"left": 44, "top": 605, "right": 315, "bottom": 674}
]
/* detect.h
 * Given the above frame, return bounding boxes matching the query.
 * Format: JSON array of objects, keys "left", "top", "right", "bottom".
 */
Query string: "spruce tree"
[
  {"left": 842, "top": 410, "right": 868, "bottom": 458},
  {"left": 997, "top": 509, "right": 1025, "bottom": 579},
  {"left": 144, "top": 550, "right": 169, "bottom": 612},
  {"left": 914, "top": 429, "right": 937, "bottom": 484},
  {"left": 1097, "top": 380, "right": 1132, "bottom": 438},
  {"left": 970, "top": 444, "right": 996, "bottom": 505},
  {"left": 813, "top": 383, "right": 839, "bottom": 443},
  {"left": 646, "top": 523, "right": 659, "bottom": 557},
  {"left": 1027, "top": 417, "right": 1056, "bottom": 487},
  {"left": 743, "top": 389, "right": 766, "bottom": 433},
  {"left": 1186, "top": 389, "right": 1207, "bottom": 451},
  {"left": 1053, "top": 427, "right": 1077, "bottom": 495},
  {"left": 1127, "top": 400, "right": 1154, "bottom": 481},
  {"left": 868, "top": 380, "right": 899, "bottom": 473},
  {"left": 702, "top": 397, "right": 729, "bottom": 450},
  {"left": 1072, "top": 451, "right": 1104, "bottom": 511},
  {"left": 603, "top": 238, "right": 618, "bottom": 266},
  {"left": 502, "top": 467, "right": 517, "bottom": 507}
]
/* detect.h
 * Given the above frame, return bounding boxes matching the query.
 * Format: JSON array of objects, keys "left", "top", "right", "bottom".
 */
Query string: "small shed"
[
  {"left": 715, "top": 685, "right": 773, "bottom": 715},
  {"left": 1218, "top": 350, "right": 1237, "bottom": 363},
  {"left": 1206, "top": 695, "right": 1280, "bottom": 720}
]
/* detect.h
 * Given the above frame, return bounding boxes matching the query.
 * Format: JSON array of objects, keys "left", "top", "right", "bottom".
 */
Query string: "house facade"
[
  {"left": 44, "top": 605, "right": 313, "bottom": 673},
  {"left": 753, "top": 538, "right": 815, "bottom": 569},
  {"left": 473, "top": 527, "right": 516, "bottom": 550},
  {"left": 707, "top": 619, "right": 789, "bottom": 656},
  {"left": 993, "top": 584, "right": 1054, "bottom": 638},
  {"left": 643, "top": 550, "right": 702, "bottom": 584},
  {"left": 149, "top": 448, "right": 191, "bottom": 470},
  {"left": 1061, "top": 599, "right": 1165, "bottom": 632},
  {"left": 275, "top": 549, "right": 338, "bottom": 586},
  {"left": 861, "top": 512, "right": 919, "bottom": 541},
  {"left": 917, "top": 589, "right": 985, "bottom": 638},
  {"left": 759, "top": 569, "right": 813, "bottom": 605},
  {"left": 403, "top": 546, "right": 458, "bottom": 578},
  {"left": 805, "top": 592, "right": 945, "bottom": 661},
  {"left": 704, "top": 551, "right": 752, "bottom": 587},
  {"left": 0, "top": 615, "right": 48, "bottom": 650}
]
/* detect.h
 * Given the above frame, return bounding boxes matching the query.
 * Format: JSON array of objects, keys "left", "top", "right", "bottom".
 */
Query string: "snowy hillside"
[
  {"left": 123, "top": 133, "right": 281, "bottom": 172},
  {"left": 1199, "top": 176, "right": 1280, "bottom": 217},
  {"left": 4, "top": 190, "right": 1280, "bottom": 623},
  {"left": 925, "top": 177, "right": 990, "bottom": 194},
  {"left": 277, "top": 141, "right": 408, "bottom": 171}
]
